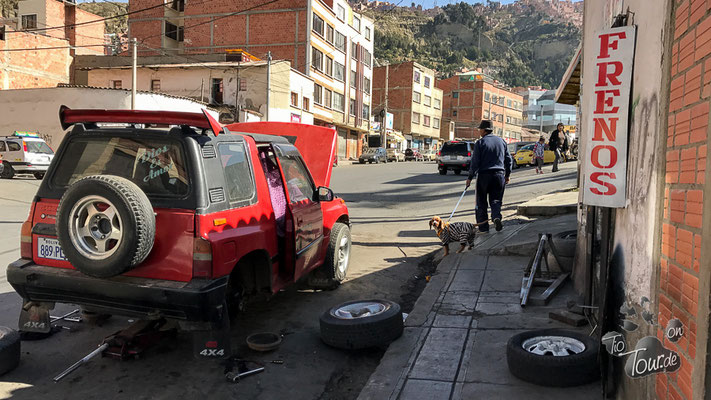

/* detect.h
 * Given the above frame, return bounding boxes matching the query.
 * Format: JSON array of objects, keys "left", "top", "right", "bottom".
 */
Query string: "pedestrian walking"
[
  {"left": 533, "top": 136, "right": 545, "bottom": 174},
  {"left": 549, "top": 123, "right": 564, "bottom": 172},
  {"left": 465, "top": 120, "right": 513, "bottom": 233}
]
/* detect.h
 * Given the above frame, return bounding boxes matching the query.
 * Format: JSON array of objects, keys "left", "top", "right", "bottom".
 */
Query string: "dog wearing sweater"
[{"left": 429, "top": 216, "right": 476, "bottom": 256}]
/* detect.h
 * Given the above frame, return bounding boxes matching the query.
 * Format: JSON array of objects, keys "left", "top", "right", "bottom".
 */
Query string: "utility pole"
[
  {"left": 235, "top": 61, "right": 241, "bottom": 122},
  {"left": 131, "top": 38, "right": 137, "bottom": 110},
  {"left": 381, "top": 62, "right": 389, "bottom": 149},
  {"left": 200, "top": 79, "right": 205, "bottom": 103},
  {"left": 266, "top": 51, "right": 272, "bottom": 121}
]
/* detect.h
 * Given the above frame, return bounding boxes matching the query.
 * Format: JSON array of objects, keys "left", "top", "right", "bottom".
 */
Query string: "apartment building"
[
  {"left": 519, "top": 88, "right": 577, "bottom": 135},
  {"left": 437, "top": 71, "right": 524, "bottom": 142},
  {"left": 372, "top": 61, "right": 443, "bottom": 149},
  {"left": 126, "top": 0, "right": 374, "bottom": 159}
]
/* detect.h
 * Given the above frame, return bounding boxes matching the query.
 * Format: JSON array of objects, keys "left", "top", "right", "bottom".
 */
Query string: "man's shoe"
[{"left": 494, "top": 218, "right": 503, "bottom": 232}]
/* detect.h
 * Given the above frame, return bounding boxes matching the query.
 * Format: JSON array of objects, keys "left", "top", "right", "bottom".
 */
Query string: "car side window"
[
  {"left": 0, "top": 141, "right": 6, "bottom": 152},
  {"left": 218, "top": 142, "right": 256, "bottom": 204},
  {"left": 279, "top": 156, "right": 315, "bottom": 204},
  {"left": 7, "top": 141, "right": 21, "bottom": 151}
]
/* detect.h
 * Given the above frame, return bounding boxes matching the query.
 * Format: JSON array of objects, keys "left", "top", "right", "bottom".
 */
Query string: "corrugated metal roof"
[
  {"left": 555, "top": 46, "right": 582, "bottom": 105},
  {"left": 55, "top": 83, "right": 216, "bottom": 109},
  {"left": 77, "top": 61, "right": 270, "bottom": 70}
]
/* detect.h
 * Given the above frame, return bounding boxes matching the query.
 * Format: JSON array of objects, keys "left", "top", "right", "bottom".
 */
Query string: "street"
[{"left": 0, "top": 160, "right": 577, "bottom": 400}]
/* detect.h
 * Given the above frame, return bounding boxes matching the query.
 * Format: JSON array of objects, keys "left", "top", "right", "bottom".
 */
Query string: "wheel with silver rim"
[
  {"left": 56, "top": 175, "right": 155, "bottom": 278},
  {"left": 308, "top": 222, "right": 351, "bottom": 290},
  {"left": 507, "top": 329, "right": 599, "bottom": 387},
  {"left": 320, "top": 299, "right": 403, "bottom": 350}
]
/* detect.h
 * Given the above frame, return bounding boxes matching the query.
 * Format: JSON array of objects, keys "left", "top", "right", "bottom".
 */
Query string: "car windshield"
[
  {"left": 440, "top": 143, "right": 468, "bottom": 155},
  {"left": 25, "top": 140, "right": 54, "bottom": 154},
  {"left": 52, "top": 136, "right": 189, "bottom": 197},
  {"left": 520, "top": 144, "right": 535, "bottom": 151}
]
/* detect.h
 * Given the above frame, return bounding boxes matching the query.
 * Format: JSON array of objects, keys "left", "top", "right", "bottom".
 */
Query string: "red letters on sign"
[
  {"left": 591, "top": 145, "right": 618, "bottom": 169},
  {"left": 596, "top": 62, "right": 624, "bottom": 86},
  {"left": 594, "top": 90, "right": 620, "bottom": 114},
  {"left": 590, "top": 172, "right": 618, "bottom": 195},
  {"left": 598, "top": 32, "right": 627, "bottom": 59},
  {"left": 593, "top": 118, "right": 618, "bottom": 141}
]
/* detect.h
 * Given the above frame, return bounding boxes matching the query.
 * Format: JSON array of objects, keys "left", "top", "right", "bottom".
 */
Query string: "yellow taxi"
[{"left": 515, "top": 143, "right": 556, "bottom": 166}]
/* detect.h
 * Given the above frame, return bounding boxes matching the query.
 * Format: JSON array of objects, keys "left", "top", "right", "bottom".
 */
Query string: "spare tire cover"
[{"left": 56, "top": 175, "right": 155, "bottom": 278}]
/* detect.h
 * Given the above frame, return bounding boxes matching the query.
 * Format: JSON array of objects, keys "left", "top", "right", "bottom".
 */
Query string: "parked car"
[
  {"left": 404, "top": 148, "right": 424, "bottom": 161},
  {"left": 437, "top": 141, "right": 476, "bottom": 175},
  {"left": 0, "top": 132, "right": 55, "bottom": 179},
  {"left": 7, "top": 107, "right": 351, "bottom": 359},
  {"left": 386, "top": 148, "right": 405, "bottom": 162},
  {"left": 359, "top": 147, "right": 387, "bottom": 164},
  {"left": 514, "top": 143, "right": 556, "bottom": 166},
  {"left": 507, "top": 141, "right": 536, "bottom": 169},
  {"left": 422, "top": 149, "right": 437, "bottom": 161}
]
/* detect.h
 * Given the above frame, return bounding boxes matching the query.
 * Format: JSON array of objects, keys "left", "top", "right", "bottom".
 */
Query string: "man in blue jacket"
[{"left": 465, "top": 120, "right": 513, "bottom": 232}]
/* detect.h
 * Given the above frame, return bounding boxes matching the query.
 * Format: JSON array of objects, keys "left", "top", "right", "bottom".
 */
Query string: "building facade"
[
  {"left": 372, "top": 61, "right": 443, "bottom": 149},
  {"left": 437, "top": 72, "right": 524, "bottom": 142},
  {"left": 520, "top": 88, "right": 577, "bottom": 135},
  {"left": 126, "top": 0, "right": 374, "bottom": 159}
]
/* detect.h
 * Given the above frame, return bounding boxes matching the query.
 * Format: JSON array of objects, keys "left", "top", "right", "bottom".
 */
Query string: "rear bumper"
[
  {"left": 8, "top": 162, "right": 49, "bottom": 173},
  {"left": 7, "top": 259, "right": 228, "bottom": 321},
  {"left": 438, "top": 161, "right": 470, "bottom": 169}
]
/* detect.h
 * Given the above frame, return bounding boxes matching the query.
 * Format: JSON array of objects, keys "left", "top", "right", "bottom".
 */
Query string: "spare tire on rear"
[
  {"left": 0, "top": 326, "right": 21, "bottom": 375},
  {"left": 320, "top": 299, "right": 403, "bottom": 350},
  {"left": 56, "top": 175, "right": 155, "bottom": 278}
]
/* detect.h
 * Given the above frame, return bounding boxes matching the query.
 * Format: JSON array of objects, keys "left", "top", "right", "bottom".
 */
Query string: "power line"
[{"left": 0, "top": 44, "right": 109, "bottom": 52}]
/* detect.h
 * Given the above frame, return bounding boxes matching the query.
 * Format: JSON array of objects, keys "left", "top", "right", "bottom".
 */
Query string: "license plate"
[
  {"left": 37, "top": 237, "right": 67, "bottom": 261},
  {"left": 518, "top": 157, "right": 524, "bottom": 160},
  {"left": 457, "top": 156, "right": 464, "bottom": 160}
]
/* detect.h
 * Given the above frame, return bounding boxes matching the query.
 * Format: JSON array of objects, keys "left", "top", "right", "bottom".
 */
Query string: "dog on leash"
[{"left": 429, "top": 216, "right": 476, "bottom": 256}]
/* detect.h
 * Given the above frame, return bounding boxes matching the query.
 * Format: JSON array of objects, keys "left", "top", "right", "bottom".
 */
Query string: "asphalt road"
[{"left": 0, "top": 161, "right": 577, "bottom": 400}]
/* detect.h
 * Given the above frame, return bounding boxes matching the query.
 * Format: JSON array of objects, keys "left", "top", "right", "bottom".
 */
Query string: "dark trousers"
[
  {"left": 552, "top": 148, "right": 561, "bottom": 172},
  {"left": 475, "top": 172, "right": 505, "bottom": 232}
]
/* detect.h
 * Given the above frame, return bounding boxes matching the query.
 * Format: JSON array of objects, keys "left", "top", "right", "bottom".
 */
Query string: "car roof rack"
[{"left": 59, "top": 105, "right": 223, "bottom": 136}]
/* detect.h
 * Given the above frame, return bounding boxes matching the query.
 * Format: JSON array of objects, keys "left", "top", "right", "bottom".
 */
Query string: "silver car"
[
  {"left": 437, "top": 141, "right": 475, "bottom": 175},
  {"left": 0, "top": 133, "right": 55, "bottom": 179}
]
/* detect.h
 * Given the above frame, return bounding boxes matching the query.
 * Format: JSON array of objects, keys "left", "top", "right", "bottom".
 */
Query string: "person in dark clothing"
[
  {"left": 549, "top": 123, "right": 564, "bottom": 172},
  {"left": 465, "top": 120, "right": 513, "bottom": 233}
]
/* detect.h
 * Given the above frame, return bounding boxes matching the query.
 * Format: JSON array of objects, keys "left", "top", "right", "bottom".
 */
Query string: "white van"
[{"left": 0, "top": 132, "right": 55, "bottom": 179}]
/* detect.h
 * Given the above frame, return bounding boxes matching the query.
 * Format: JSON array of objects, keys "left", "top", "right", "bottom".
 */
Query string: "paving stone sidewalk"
[{"left": 358, "top": 218, "right": 601, "bottom": 400}]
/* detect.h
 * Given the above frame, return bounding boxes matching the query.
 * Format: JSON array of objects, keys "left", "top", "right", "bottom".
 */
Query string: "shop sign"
[
  {"left": 582, "top": 26, "right": 636, "bottom": 208},
  {"left": 291, "top": 113, "right": 301, "bottom": 123}
]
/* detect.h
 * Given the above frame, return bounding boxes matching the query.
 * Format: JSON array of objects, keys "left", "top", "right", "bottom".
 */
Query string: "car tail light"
[
  {"left": 193, "top": 237, "right": 212, "bottom": 278},
  {"left": 20, "top": 204, "right": 35, "bottom": 259},
  {"left": 467, "top": 152, "right": 471, "bottom": 156},
  {"left": 22, "top": 141, "right": 27, "bottom": 152}
]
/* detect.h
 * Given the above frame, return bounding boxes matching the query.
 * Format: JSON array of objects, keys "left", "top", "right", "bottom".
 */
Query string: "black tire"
[
  {"left": 453, "top": 169, "right": 462, "bottom": 175},
  {"left": 320, "top": 300, "right": 403, "bottom": 350},
  {"left": 552, "top": 230, "right": 577, "bottom": 258},
  {"left": 1, "top": 162, "right": 14, "bottom": 179},
  {"left": 56, "top": 175, "right": 155, "bottom": 278},
  {"left": 359, "top": 160, "right": 365, "bottom": 164},
  {"left": 33, "top": 172, "right": 45, "bottom": 180},
  {"left": 309, "top": 223, "right": 351, "bottom": 290},
  {"left": 507, "top": 329, "right": 599, "bottom": 387},
  {"left": 0, "top": 326, "right": 21, "bottom": 375},
  {"left": 439, "top": 169, "right": 447, "bottom": 175}
]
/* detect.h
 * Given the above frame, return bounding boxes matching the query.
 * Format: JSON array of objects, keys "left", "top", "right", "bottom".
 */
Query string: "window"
[
  {"left": 350, "top": 70, "right": 356, "bottom": 88},
  {"left": 219, "top": 143, "right": 256, "bottom": 204},
  {"left": 323, "top": 88, "right": 332, "bottom": 108},
  {"left": 314, "top": 83, "right": 323, "bottom": 105},
  {"left": 453, "top": 110, "right": 458, "bottom": 116},
  {"left": 238, "top": 79, "right": 247, "bottom": 92},
  {"left": 484, "top": 92, "right": 490, "bottom": 102},
  {"left": 334, "top": 61, "right": 345, "bottom": 81},
  {"left": 453, "top": 91, "right": 460, "bottom": 99},
  {"left": 170, "top": 0, "right": 185, "bottom": 11},
  {"left": 311, "top": 48, "right": 323, "bottom": 71},
  {"left": 164, "top": 22, "right": 184, "bottom": 42},
  {"left": 302, "top": 97, "right": 310, "bottom": 111},
  {"left": 414, "top": 70, "right": 421, "bottom": 83},
  {"left": 337, "top": 4, "right": 346, "bottom": 20},
  {"left": 413, "top": 91, "right": 421, "bottom": 103},
  {"left": 412, "top": 112, "right": 420, "bottom": 124},
  {"left": 423, "top": 115, "right": 430, "bottom": 127},
  {"left": 212, "top": 78, "right": 223, "bottom": 103},
  {"left": 506, "top": 116, "right": 511, "bottom": 123},
  {"left": 277, "top": 152, "right": 315, "bottom": 204},
  {"left": 349, "top": 98, "right": 356, "bottom": 116},
  {"left": 424, "top": 76, "right": 431, "bottom": 88},
  {"left": 424, "top": 95, "right": 431, "bottom": 107},
  {"left": 112, "top": 80, "right": 122, "bottom": 89},
  {"left": 0, "top": 142, "right": 5, "bottom": 152},
  {"left": 499, "top": 97, "right": 504, "bottom": 105},
  {"left": 362, "top": 104, "right": 370, "bottom": 120},
  {"left": 324, "top": 56, "right": 333, "bottom": 76},
  {"left": 333, "top": 92, "right": 345, "bottom": 112},
  {"left": 335, "top": 31, "right": 346, "bottom": 52},
  {"left": 353, "top": 16, "right": 361, "bottom": 32},
  {"left": 366, "top": 27, "right": 371, "bottom": 40},
  {"left": 434, "top": 98, "right": 441, "bottom": 109},
  {"left": 291, "top": 92, "right": 299, "bottom": 107},
  {"left": 507, "top": 99, "right": 512, "bottom": 107},
  {"left": 364, "top": 77, "right": 371, "bottom": 94},
  {"left": 363, "top": 49, "right": 372, "bottom": 67},
  {"left": 313, "top": 13, "right": 325, "bottom": 36},
  {"left": 434, "top": 118, "right": 440, "bottom": 129},
  {"left": 151, "top": 80, "right": 161, "bottom": 92},
  {"left": 326, "top": 25, "right": 334, "bottom": 44},
  {"left": 7, "top": 141, "right": 20, "bottom": 151},
  {"left": 351, "top": 41, "right": 357, "bottom": 60},
  {"left": 21, "top": 14, "right": 37, "bottom": 30},
  {"left": 484, "top": 110, "right": 489, "bottom": 119}
]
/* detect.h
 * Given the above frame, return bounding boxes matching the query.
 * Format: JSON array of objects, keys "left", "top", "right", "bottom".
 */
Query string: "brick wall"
[
  {"left": 372, "top": 62, "right": 414, "bottom": 134},
  {"left": 73, "top": 7, "right": 106, "bottom": 55},
  {"left": 657, "top": 1, "right": 710, "bottom": 399},
  {"left": 0, "top": 30, "right": 71, "bottom": 89}
]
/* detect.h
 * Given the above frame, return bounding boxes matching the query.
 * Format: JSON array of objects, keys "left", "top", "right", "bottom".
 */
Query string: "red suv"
[{"left": 7, "top": 107, "right": 351, "bottom": 357}]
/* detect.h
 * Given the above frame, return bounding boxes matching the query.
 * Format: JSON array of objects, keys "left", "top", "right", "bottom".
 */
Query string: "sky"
[{"left": 411, "top": 0, "right": 583, "bottom": 10}]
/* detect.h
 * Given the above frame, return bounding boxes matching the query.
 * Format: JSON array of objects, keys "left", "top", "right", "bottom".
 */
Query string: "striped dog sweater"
[{"left": 438, "top": 222, "right": 476, "bottom": 247}]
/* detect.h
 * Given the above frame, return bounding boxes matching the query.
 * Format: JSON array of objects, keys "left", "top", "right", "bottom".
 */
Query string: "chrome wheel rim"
[
  {"left": 336, "top": 234, "right": 351, "bottom": 275},
  {"left": 522, "top": 335, "right": 586, "bottom": 356},
  {"left": 332, "top": 301, "right": 389, "bottom": 319},
  {"left": 68, "top": 195, "right": 123, "bottom": 260}
]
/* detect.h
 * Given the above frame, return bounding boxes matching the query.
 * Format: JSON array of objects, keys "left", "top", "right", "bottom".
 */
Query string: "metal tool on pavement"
[
  {"left": 54, "top": 343, "right": 109, "bottom": 382},
  {"left": 224, "top": 357, "right": 265, "bottom": 383},
  {"left": 50, "top": 309, "right": 80, "bottom": 324},
  {"left": 520, "top": 233, "right": 569, "bottom": 307}
]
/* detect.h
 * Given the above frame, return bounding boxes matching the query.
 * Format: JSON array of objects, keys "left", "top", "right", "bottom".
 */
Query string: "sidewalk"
[{"left": 357, "top": 213, "right": 600, "bottom": 400}]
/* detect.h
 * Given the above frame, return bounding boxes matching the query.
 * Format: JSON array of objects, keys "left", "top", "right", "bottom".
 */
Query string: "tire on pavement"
[
  {"left": 320, "top": 299, "right": 403, "bottom": 350},
  {"left": 453, "top": 169, "right": 462, "bottom": 175},
  {"left": 56, "top": 175, "right": 156, "bottom": 278},
  {"left": 1, "top": 162, "right": 14, "bottom": 179},
  {"left": 33, "top": 172, "right": 45, "bottom": 180},
  {"left": 552, "top": 230, "right": 577, "bottom": 258},
  {"left": 507, "top": 328, "right": 599, "bottom": 387},
  {"left": 439, "top": 169, "right": 447, "bottom": 175},
  {"left": 308, "top": 222, "right": 351, "bottom": 290},
  {"left": 0, "top": 326, "right": 21, "bottom": 376}
]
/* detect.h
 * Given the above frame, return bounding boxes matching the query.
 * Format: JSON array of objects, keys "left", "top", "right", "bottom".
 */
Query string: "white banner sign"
[{"left": 582, "top": 26, "right": 636, "bottom": 207}]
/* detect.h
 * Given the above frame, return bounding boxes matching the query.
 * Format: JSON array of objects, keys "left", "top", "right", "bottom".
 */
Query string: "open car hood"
[{"left": 225, "top": 122, "right": 337, "bottom": 188}]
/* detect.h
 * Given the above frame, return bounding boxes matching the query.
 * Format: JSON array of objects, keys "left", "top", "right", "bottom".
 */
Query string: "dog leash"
[{"left": 447, "top": 188, "right": 469, "bottom": 223}]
